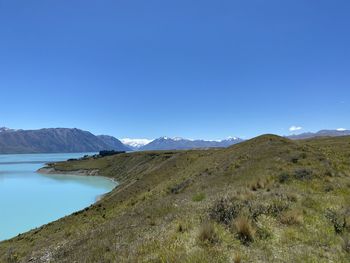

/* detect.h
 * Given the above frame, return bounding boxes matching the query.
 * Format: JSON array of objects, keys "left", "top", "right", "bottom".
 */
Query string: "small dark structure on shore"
[{"left": 99, "top": 150, "right": 126, "bottom": 157}]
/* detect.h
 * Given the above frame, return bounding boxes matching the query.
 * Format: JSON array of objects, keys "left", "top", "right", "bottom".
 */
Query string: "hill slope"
[
  {"left": 0, "top": 128, "right": 130, "bottom": 153},
  {"left": 1, "top": 135, "right": 350, "bottom": 262}
]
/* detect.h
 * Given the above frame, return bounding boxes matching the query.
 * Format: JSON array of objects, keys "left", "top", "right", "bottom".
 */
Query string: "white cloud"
[
  {"left": 289, "top": 126, "right": 303, "bottom": 132},
  {"left": 121, "top": 138, "right": 153, "bottom": 148},
  {"left": 337, "top": 128, "right": 346, "bottom": 131}
]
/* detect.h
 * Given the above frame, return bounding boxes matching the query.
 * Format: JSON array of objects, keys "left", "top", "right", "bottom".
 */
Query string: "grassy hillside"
[{"left": 1, "top": 135, "right": 350, "bottom": 262}]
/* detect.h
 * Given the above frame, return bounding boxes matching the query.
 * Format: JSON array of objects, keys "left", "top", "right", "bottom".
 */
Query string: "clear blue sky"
[{"left": 0, "top": 0, "right": 349, "bottom": 140}]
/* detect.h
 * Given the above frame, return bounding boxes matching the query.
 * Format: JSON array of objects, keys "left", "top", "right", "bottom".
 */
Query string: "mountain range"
[
  {"left": 0, "top": 127, "right": 130, "bottom": 154},
  {"left": 138, "top": 136, "right": 243, "bottom": 151},
  {"left": 1, "top": 127, "right": 349, "bottom": 154},
  {"left": 287, "top": 129, "right": 350, "bottom": 140}
]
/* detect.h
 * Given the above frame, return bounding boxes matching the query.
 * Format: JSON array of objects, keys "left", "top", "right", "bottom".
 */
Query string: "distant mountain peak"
[
  {"left": 159, "top": 136, "right": 187, "bottom": 141},
  {"left": 0, "top": 127, "right": 14, "bottom": 132},
  {"left": 121, "top": 138, "right": 153, "bottom": 149}
]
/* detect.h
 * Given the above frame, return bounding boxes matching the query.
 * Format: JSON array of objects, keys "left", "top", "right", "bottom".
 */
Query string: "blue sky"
[{"left": 0, "top": 0, "right": 349, "bottom": 140}]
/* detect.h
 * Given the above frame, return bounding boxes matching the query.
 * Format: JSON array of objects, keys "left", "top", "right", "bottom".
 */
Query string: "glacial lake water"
[{"left": 0, "top": 153, "right": 117, "bottom": 241}]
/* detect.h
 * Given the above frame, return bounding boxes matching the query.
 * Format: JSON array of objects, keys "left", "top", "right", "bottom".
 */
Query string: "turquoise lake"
[{"left": 0, "top": 153, "right": 117, "bottom": 241}]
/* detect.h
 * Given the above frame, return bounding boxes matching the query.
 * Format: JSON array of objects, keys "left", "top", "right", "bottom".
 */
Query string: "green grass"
[
  {"left": 1, "top": 134, "right": 350, "bottom": 262},
  {"left": 192, "top": 192, "right": 206, "bottom": 202}
]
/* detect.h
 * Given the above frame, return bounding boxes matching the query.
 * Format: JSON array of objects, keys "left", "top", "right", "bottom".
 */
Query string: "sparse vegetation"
[{"left": 1, "top": 135, "right": 350, "bottom": 262}]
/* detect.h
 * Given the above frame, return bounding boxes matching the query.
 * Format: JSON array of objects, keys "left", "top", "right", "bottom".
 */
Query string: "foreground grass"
[{"left": 1, "top": 135, "right": 350, "bottom": 262}]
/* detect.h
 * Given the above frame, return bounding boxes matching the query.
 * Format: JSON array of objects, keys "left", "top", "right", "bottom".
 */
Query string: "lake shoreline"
[
  {"left": 37, "top": 166, "right": 119, "bottom": 185},
  {"left": 37, "top": 166, "right": 118, "bottom": 205},
  {"left": 0, "top": 153, "right": 117, "bottom": 241}
]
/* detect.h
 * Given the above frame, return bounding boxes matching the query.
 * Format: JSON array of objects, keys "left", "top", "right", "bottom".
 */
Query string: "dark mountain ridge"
[{"left": 0, "top": 128, "right": 130, "bottom": 154}]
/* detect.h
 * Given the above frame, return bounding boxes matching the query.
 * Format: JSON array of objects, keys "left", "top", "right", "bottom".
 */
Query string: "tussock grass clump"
[
  {"left": 233, "top": 252, "right": 242, "bottom": 263},
  {"left": 280, "top": 210, "right": 303, "bottom": 225},
  {"left": 233, "top": 216, "right": 255, "bottom": 244},
  {"left": 198, "top": 222, "right": 218, "bottom": 244},
  {"left": 249, "top": 177, "right": 273, "bottom": 191}
]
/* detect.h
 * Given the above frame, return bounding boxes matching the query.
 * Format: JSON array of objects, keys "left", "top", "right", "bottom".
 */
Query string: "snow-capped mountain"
[
  {"left": 121, "top": 138, "right": 154, "bottom": 150},
  {"left": 0, "top": 127, "right": 14, "bottom": 133},
  {"left": 139, "top": 136, "right": 243, "bottom": 151}
]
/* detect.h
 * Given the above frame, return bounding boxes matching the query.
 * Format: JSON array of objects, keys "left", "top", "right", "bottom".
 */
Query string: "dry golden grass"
[
  {"left": 233, "top": 216, "right": 255, "bottom": 244},
  {"left": 233, "top": 252, "right": 242, "bottom": 263},
  {"left": 198, "top": 221, "right": 218, "bottom": 244},
  {"left": 280, "top": 209, "right": 304, "bottom": 225}
]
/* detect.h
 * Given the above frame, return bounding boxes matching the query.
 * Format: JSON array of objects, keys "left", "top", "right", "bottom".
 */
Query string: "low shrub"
[
  {"left": 294, "top": 168, "right": 313, "bottom": 180},
  {"left": 325, "top": 209, "right": 347, "bottom": 234},
  {"left": 278, "top": 172, "right": 291, "bottom": 183},
  {"left": 210, "top": 198, "right": 242, "bottom": 225}
]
